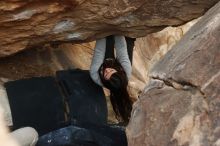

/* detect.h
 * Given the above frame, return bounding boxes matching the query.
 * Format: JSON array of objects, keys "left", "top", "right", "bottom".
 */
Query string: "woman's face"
[{"left": 104, "top": 68, "right": 117, "bottom": 80}]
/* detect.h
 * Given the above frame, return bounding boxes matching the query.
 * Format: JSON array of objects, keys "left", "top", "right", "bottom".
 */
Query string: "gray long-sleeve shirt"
[{"left": 90, "top": 35, "right": 132, "bottom": 86}]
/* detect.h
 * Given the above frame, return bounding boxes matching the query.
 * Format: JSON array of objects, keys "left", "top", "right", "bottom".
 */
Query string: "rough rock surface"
[
  {"left": 0, "top": 19, "right": 196, "bottom": 101},
  {"left": 127, "top": 1, "right": 220, "bottom": 146},
  {"left": 0, "top": 0, "right": 219, "bottom": 57},
  {"left": 0, "top": 20, "right": 197, "bottom": 125}
]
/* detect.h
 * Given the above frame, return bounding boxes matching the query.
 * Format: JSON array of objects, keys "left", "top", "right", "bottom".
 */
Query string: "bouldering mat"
[
  {"left": 72, "top": 122, "right": 127, "bottom": 146},
  {"left": 36, "top": 124, "right": 127, "bottom": 146},
  {"left": 56, "top": 69, "right": 107, "bottom": 125},
  {"left": 5, "top": 77, "right": 66, "bottom": 136}
]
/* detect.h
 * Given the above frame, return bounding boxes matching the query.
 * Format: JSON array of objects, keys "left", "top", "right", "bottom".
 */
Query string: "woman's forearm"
[
  {"left": 89, "top": 38, "right": 106, "bottom": 86},
  {"left": 114, "top": 35, "right": 132, "bottom": 78}
]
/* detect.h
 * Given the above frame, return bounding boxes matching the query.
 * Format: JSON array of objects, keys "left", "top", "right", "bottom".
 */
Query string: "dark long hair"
[{"left": 99, "top": 59, "right": 132, "bottom": 124}]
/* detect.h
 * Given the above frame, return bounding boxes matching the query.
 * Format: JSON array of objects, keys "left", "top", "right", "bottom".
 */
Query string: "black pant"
[
  {"left": 125, "top": 37, "right": 136, "bottom": 64},
  {"left": 104, "top": 36, "right": 136, "bottom": 65}
]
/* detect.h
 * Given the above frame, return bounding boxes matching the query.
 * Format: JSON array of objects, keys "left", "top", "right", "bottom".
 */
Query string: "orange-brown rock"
[
  {"left": 0, "top": 0, "right": 219, "bottom": 57},
  {"left": 0, "top": 19, "right": 196, "bottom": 101},
  {"left": 127, "top": 2, "right": 220, "bottom": 146}
]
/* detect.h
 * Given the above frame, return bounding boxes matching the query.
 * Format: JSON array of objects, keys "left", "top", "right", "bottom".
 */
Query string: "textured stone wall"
[
  {"left": 0, "top": 1, "right": 219, "bottom": 145},
  {"left": 0, "top": 19, "right": 197, "bottom": 126},
  {"left": 0, "top": 19, "right": 197, "bottom": 101},
  {"left": 0, "top": 0, "right": 218, "bottom": 57},
  {"left": 127, "top": 2, "right": 220, "bottom": 146}
]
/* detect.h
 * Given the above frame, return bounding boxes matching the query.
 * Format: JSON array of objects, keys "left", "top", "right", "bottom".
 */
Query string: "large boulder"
[
  {"left": 0, "top": 0, "right": 218, "bottom": 57},
  {"left": 0, "top": 19, "right": 196, "bottom": 101},
  {"left": 127, "top": 1, "right": 220, "bottom": 146}
]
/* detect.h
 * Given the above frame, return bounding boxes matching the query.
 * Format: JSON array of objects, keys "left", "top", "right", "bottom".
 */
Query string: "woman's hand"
[{"left": 104, "top": 68, "right": 117, "bottom": 80}]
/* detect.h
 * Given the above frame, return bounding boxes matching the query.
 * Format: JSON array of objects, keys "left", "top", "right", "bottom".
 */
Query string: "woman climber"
[{"left": 90, "top": 35, "right": 135, "bottom": 124}]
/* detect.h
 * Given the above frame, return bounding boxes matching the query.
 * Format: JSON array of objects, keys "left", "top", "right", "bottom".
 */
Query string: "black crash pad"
[
  {"left": 56, "top": 69, "right": 107, "bottom": 125},
  {"left": 36, "top": 124, "right": 127, "bottom": 146},
  {"left": 73, "top": 122, "right": 127, "bottom": 145},
  {"left": 5, "top": 77, "right": 65, "bottom": 136}
]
